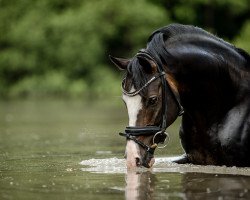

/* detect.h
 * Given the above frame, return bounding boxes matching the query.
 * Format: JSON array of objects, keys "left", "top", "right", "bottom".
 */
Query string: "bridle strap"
[
  {"left": 119, "top": 49, "right": 184, "bottom": 167},
  {"left": 160, "top": 67, "right": 168, "bottom": 130},
  {"left": 136, "top": 49, "right": 169, "bottom": 131},
  {"left": 124, "top": 126, "right": 161, "bottom": 136},
  {"left": 136, "top": 49, "right": 184, "bottom": 118},
  {"left": 119, "top": 131, "right": 168, "bottom": 168},
  {"left": 119, "top": 132, "right": 155, "bottom": 151},
  {"left": 122, "top": 72, "right": 166, "bottom": 97}
]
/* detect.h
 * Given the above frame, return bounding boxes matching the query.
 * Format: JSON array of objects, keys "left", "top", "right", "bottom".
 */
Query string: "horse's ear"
[
  {"left": 137, "top": 56, "right": 157, "bottom": 74},
  {"left": 109, "top": 55, "right": 130, "bottom": 70}
]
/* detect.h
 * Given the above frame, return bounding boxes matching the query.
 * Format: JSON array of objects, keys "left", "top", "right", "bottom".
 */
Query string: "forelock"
[{"left": 126, "top": 57, "right": 150, "bottom": 96}]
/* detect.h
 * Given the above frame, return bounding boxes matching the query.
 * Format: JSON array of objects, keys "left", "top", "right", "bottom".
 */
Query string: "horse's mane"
[
  {"left": 148, "top": 24, "right": 250, "bottom": 72},
  {"left": 128, "top": 24, "right": 250, "bottom": 92}
]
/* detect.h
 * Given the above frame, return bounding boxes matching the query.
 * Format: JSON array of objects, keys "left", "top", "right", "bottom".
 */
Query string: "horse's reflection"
[
  {"left": 125, "top": 171, "right": 156, "bottom": 200},
  {"left": 124, "top": 170, "right": 250, "bottom": 200},
  {"left": 183, "top": 173, "right": 250, "bottom": 199}
]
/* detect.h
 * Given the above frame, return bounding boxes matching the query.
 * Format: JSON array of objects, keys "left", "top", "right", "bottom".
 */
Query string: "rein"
[{"left": 119, "top": 49, "right": 184, "bottom": 167}]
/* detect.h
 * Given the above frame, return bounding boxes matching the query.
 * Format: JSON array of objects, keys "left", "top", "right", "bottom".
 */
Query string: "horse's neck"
[
  {"left": 177, "top": 71, "right": 239, "bottom": 125},
  {"left": 178, "top": 69, "right": 250, "bottom": 133}
]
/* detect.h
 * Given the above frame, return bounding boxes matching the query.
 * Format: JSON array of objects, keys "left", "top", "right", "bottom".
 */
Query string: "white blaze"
[
  {"left": 122, "top": 86, "right": 143, "bottom": 168},
  {"left": 122, "top": 87, "right": 142, "bottom": 126}
]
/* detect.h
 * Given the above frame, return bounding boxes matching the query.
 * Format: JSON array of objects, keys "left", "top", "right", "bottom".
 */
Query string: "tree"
[{"left": 0, "top": 0, "right": 250, "bottom": 98}]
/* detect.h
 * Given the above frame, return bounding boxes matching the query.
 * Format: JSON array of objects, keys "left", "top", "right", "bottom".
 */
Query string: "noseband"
[{"left": 119, "top": 49, "right": 184, "bottom": 167}]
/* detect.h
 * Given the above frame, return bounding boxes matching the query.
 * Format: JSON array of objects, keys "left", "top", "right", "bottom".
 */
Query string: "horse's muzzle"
[{"left": 119, "top": 126, "right": 168, "bottom": 168}]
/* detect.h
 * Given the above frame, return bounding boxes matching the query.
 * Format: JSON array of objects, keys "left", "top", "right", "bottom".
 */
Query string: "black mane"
[
  {"left": 147, "top": 23, "right": 250, "bottom": 70},
  {"left": 128, "top": 23, "right": 250, "bottom": 92}
]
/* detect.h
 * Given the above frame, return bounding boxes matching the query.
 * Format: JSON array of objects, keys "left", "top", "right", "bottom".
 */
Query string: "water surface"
[{"left": 0, "top": 99, "right": 250, "bottom": 200}]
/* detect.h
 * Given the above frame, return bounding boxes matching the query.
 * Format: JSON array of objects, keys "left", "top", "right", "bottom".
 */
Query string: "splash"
[
  {"left": 80, "top": 157, "right": 126, "bottom": 173},
  {"left": 80, "top": 156, "right": 250, "bottom": 176}
]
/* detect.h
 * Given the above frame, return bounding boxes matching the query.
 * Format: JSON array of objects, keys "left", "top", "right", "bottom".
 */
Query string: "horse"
[{"left": 109, "top": 23, "right": 250, "bottom": 168}]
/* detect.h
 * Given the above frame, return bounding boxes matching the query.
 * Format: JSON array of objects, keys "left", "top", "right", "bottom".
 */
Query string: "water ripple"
[{"left": 80, "top": 156, "right": 250, "bottom": 176}]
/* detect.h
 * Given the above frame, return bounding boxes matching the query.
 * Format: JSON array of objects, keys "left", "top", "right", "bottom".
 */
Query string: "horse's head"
[{"left": 110, "top": 51, "right": 183, "bottom": 169}]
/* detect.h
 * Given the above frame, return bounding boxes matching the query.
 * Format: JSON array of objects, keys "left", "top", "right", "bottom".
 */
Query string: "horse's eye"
[{"left": 148, "top": 96, "right": 158, "bottom": 106}]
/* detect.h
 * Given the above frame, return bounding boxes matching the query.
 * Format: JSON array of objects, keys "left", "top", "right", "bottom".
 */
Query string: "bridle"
[{"left": 119, "top": 49, "right": 184, "bottom": 168}]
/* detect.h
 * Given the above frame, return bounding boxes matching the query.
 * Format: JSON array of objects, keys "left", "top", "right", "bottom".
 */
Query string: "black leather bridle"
[{"left": 119, "top": 49, "right": 184, "bottom": 168}]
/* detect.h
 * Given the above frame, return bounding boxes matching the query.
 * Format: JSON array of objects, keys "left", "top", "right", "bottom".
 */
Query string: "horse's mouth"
[
  {"left": 142, "top": 157, "right": 155, "bottom": 168},
  {"left": 141, "top": 152, "right": 155, "bottom": 168},
  {"left": 125, "top": 152, "right": 156, "bottom": 168},
  {"left": 126, "top": 157, "right": 155, "bottom": 169},
  {"left": 125, "top": 140, "right": 157, "bottom": 169}
]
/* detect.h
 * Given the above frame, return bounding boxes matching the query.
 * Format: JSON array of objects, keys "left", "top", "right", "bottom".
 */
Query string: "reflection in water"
[
  {"left": 2, "top": 100, "right": 250, "bottom": 199},
  {"left": 81, "top": 157, "right": 250, "bottom": 199},
  {"left": 182, "top": 173, "right": 250, "bottom": 199},
  {"left": 125, "top": 171, "right": 155, "bottom": 200},
  {"left": 124, "top": 170, "right": 250, "bottom": 200}
]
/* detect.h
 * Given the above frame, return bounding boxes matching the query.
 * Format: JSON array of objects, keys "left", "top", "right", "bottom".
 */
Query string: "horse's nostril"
[{"left": 135, "top": 157, "right": 141, "bottom": 167}]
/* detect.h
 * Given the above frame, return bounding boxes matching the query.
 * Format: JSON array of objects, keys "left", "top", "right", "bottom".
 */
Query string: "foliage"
[
  {"left": 234, "top": 20, "right": 250, "bottom": 53},
  {"left": 0, "top": 0, "right": 249, "bottom": 98},
  {"left": 0, "top": 0, "right": 169, "bottom": 98},
  {"left": 149, "top": 0, "right": 250, "bottom": 39}
]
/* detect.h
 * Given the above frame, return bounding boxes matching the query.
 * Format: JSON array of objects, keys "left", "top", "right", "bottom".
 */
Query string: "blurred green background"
[{"left": 1, "top": 0, "right": 250, "bottom": 99}]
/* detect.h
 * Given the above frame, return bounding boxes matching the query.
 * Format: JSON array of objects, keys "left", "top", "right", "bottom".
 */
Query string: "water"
[{"left": 1, "top": 99, "right": 250, "bottom": 200}]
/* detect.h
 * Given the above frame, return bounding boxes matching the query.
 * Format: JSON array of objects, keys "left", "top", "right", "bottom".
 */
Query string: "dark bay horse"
[{"left": 110, "top": 24, "right": 250, "bottom": 168}]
